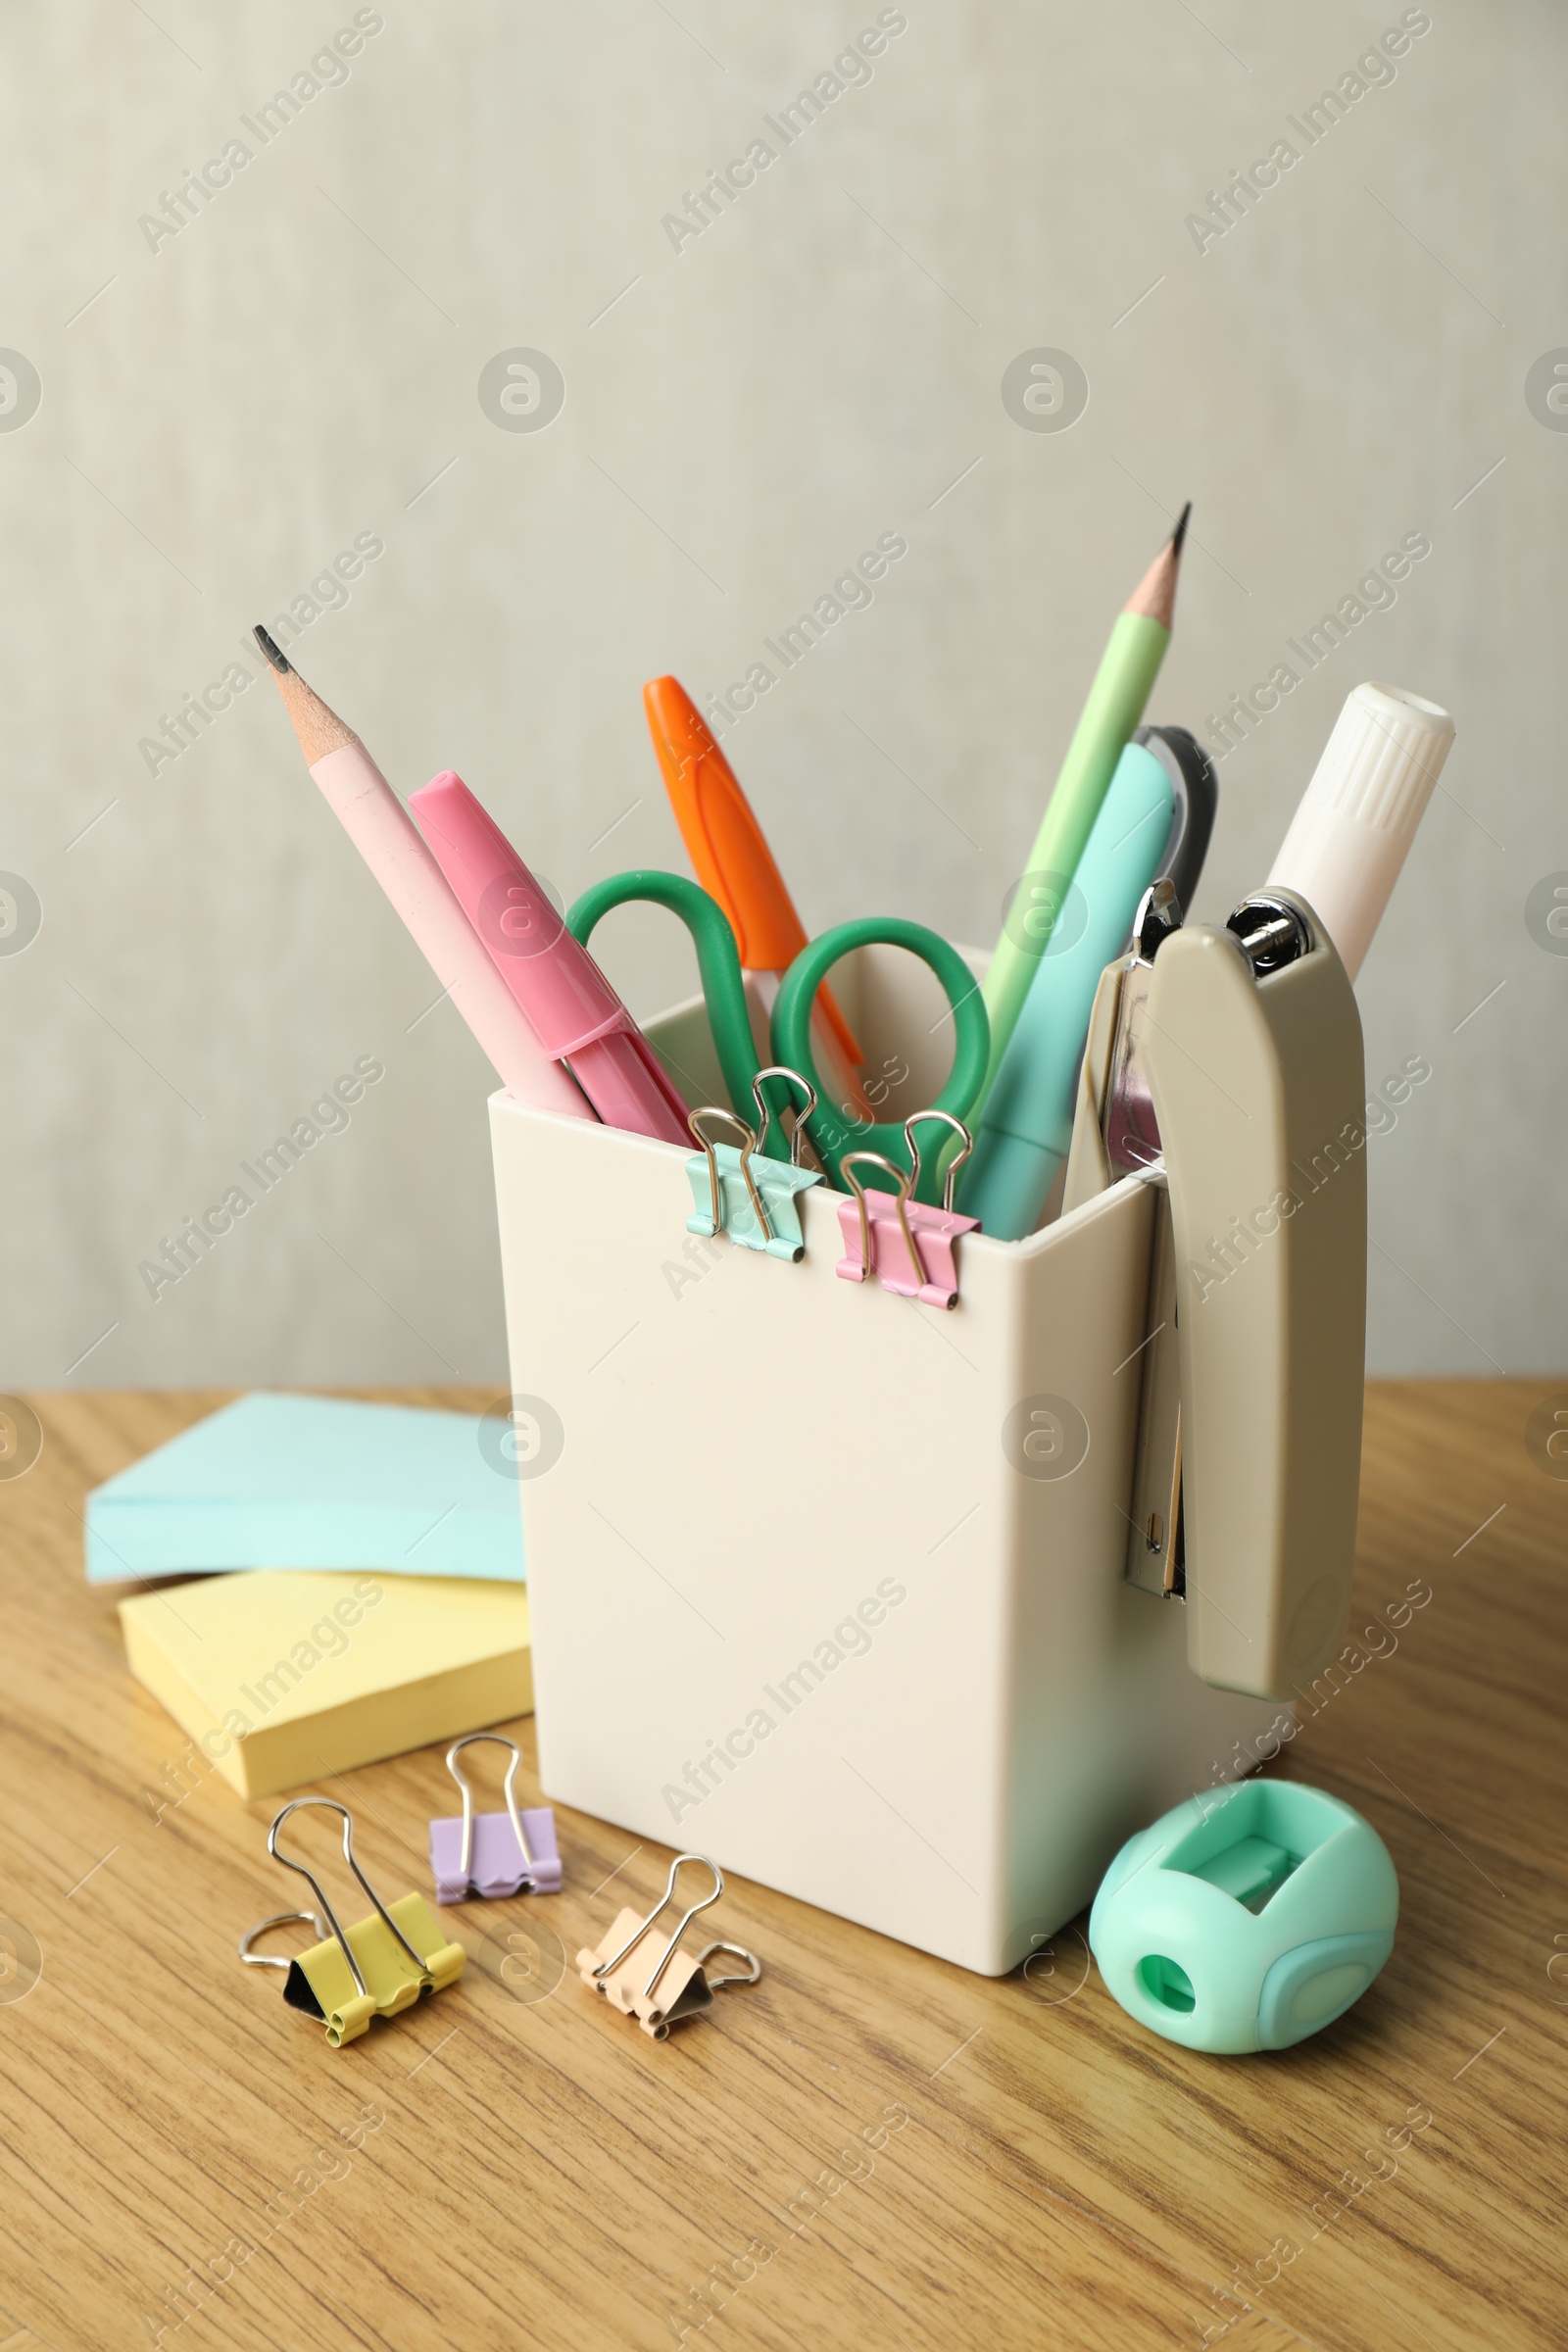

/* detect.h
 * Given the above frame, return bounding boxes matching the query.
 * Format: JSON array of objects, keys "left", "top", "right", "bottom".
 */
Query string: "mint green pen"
[{"left": 958, "top": 728, "right": 1217, "bottom": 1239}]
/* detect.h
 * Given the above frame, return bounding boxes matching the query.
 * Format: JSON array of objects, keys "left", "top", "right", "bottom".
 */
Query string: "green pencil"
[{"left": 976, "top": 503, "right": 1191, "bottom": 1123}]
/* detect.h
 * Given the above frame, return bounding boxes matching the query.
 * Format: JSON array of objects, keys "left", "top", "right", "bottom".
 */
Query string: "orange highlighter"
[{"left": 643, "top": 677, "right": 870, "bottom": 1117}]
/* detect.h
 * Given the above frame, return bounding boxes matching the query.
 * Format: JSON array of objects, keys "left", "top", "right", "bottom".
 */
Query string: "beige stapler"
[{"left": 1065, "top": 885, "right": 1366, "bottom": 1700}]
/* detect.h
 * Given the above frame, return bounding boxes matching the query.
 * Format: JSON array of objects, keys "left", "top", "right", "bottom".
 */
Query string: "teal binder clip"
[
  {"left": 1088, "top": 1779, "right": 1398, "bottom": 2055},
  {"left": 684, "top": 1066, "right": 821, "bottom": 1263}
]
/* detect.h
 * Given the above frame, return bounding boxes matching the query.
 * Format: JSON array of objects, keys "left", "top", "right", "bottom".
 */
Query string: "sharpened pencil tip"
[
  {"left": 254, "top": 624, "right": 291, "bottom": 675},
  {"left": 1171, "top": 501, "right": 1192, "bottom": 558}
]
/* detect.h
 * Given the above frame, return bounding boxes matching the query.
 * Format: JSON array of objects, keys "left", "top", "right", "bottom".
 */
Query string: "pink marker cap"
[{"left": 410, "top": 770, "right": 690, "bottom": 1146}]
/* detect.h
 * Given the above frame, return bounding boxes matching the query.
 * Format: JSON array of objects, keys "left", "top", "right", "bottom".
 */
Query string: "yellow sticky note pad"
[{"left": 119, "top": 1570, "right": 532, "bottom": 1799}]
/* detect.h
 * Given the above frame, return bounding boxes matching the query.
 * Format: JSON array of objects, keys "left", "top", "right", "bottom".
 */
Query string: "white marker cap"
[{"left": 1266, "top": 682, "right": 1455, "bottom": 981}]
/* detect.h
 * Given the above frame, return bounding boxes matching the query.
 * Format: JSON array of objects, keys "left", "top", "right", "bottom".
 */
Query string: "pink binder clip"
[
  {"left": 429, "top": 1735, "right": 562, "bottom": 1902},
  {"left": 835, "top": 1131, "right": 979, "bottom": 1310}
]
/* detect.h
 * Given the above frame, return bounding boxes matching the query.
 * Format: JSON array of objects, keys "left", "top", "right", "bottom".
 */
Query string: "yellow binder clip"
[{"left": 241, "top": 1796, "right": 465, "bottom": 2047}]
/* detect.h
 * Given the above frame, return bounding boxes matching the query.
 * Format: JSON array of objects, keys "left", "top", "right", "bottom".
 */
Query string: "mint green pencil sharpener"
[{"left": 1088, "top": 1780, "right": 1397, "bottom": 2055}]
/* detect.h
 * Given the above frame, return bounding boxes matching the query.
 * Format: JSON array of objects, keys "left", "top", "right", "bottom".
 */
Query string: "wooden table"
[{"left": 1, "top": 1384, "right": 1563, "bottom": 2352}]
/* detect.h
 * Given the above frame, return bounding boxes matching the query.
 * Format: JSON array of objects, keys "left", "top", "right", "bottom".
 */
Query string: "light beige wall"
[{"left": 1, "top": 0, "right": 1560, "bottom": 1387}]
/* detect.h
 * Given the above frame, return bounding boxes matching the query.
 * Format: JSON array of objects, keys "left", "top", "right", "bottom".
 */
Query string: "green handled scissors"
[{"left": 565, "top": 869, "right": 990, "bottom": 1203}]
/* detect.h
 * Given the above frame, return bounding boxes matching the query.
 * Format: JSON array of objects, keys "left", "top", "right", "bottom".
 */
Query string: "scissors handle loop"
[
  {"left": 567, "top": 870, "right": 774, "bottom": 1149},
  {"left": 772, "top": 921, "right": 989, "bottom": 1199},
  {"left": 566, "top": 881, "right": 988, "bottom": 1200}
]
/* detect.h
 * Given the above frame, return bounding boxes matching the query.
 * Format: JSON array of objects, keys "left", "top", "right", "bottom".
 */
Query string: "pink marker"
[{"left": 410, "top": 770, "right": 691, "bottom": 1146}]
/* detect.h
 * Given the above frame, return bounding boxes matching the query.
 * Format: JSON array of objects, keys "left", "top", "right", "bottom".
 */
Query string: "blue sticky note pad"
[{"left": 85, "top": 1393, "right": 525, "bottom": 1585}]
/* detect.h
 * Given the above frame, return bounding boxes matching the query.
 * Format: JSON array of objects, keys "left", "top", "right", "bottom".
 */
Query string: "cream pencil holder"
[{"left": 487, "top": 935, "right": 1362, "bottom": 1977}]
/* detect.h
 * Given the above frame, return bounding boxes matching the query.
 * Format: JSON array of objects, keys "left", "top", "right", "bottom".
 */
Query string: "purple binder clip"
[
  {"left": 834, "top": 1135, "right": 979, "bottom": 1312},
  {"left": 429, "top": 1733, "right": 562, "bottom": 1903}
]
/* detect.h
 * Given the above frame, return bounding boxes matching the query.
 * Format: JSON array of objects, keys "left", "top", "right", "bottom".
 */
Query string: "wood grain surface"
[{"left": 0, "top": 1382, "right": 1564, "bottom": 2352}]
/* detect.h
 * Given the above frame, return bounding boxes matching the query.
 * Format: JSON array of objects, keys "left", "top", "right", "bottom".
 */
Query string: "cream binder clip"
[
  {"left": 243, "top": 1797, "right": 465, "bottom": 2046},
  {"left": 574, "top": 1853, "right": 760, "bottom": 2038}
]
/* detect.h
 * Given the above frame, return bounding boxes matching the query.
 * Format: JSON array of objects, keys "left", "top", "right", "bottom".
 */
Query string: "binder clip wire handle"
[
  {"left": 694, "top": 1939, "right": 761, "bottom": 1991},
  {"left": 446, "top": 1732, "right": 536, "bottom": 1879},
  {"left": 904, "top": 1108, "right": 973, "bottom": 1213},
  {"left": 238, "top": 1910, "right": 329, "bottom": 1970},
  {"left": 841, "top": 1151, "right": 925, "bottom": 1294},
  {"left": 592, "top": 1851, "right": 724, "bottom": 2004},
  {"left": 688, "top": 1107, "right": 772, "bottom": 1244},
  {"left": 268, "top": 1796, "right": 427, "bottom": 1997},
  {"left": 751, "top": 1064, "right": 817, "bottom": 1169}
]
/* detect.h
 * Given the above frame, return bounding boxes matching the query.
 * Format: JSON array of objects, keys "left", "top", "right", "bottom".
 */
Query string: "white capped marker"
[{"left": 1267, "top": 681, "right": 1455, "bottom": 981}]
